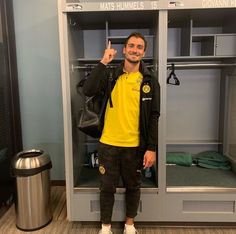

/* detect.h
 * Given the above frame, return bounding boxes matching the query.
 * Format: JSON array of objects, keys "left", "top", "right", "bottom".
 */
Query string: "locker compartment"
[
  {"left": 166, "top": 8, "right": 236, "bottom": 191},
  {"left": 192, "top": 35, "right": 215, "bottom": 56},
  {"left": 66, "top": 10, "right": 159, "bottom": 190},
  {"left": 168, "top": 8, "right": 236, "bottom": 58}
]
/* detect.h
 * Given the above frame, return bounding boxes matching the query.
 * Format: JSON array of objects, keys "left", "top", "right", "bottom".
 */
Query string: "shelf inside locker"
[
  {"left": 192, "top": 34, "right": 216, "bottom": 37},
  {"left": 192, "top": 33, "right": 236, "bottom": 38},
  {"left": 74, "top": 167, "right": 157, "bottom": 189},
  {"left": 167, "top": 55, "right": 236, "bottom": 62},
  {"left": 192, "top": 28, "right": 222, "bottom": 34},
  {"left": 76, "top": 57, "right": 154, "bottom": 61},
  {"left": 107, "top": 35, "right": 155, "bottom": 44},
  {"left": 166, "top": 187, "right": 236, "bottom": 193},
  {"left": 166, "top": 140, "right": 223, "bottom": 145},
  {"left": 166, "top": 165, "right": 236, "bottom": 190}
]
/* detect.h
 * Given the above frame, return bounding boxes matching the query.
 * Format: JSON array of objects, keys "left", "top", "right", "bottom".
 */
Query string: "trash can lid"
[{"left": 12, "top": 149, "right": 51, "bottom": 170}]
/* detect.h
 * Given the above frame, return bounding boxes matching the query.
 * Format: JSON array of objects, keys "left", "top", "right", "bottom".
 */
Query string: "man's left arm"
[{"left": 144, "top": 78, "right": 160, "bottom": 168}]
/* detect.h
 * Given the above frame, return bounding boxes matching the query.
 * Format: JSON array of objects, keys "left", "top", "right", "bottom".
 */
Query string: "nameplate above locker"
[
  {"left": 64, "top": 0, "right": 236, "bottom": 12},
  {"left": 65, "top": 1, "right": 161, "bottom": 12},
  {"left": 167, "top": 0, "right": 236, "bottom": 9}
]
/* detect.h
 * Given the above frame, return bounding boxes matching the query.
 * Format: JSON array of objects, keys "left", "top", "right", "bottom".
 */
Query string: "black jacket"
[{"left": 83, "top": 61, "right": 160, "bottom": 153}]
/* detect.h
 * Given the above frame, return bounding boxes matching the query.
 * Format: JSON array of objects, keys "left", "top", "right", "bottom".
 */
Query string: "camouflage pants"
[{"left": 97, "top": 142, "right": 143, "bottom": 224}]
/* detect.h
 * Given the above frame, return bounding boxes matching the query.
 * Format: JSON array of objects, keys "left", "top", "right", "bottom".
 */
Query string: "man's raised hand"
[{"left": 100, "top": 41, "right": 117, "bottom": 65}]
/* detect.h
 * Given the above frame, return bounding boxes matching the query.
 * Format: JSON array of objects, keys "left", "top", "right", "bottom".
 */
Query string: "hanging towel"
[
  {"left": 166, "top": 152, "right": 192, "bottom": 167},
  {"left": 193, "top": 151, "right": 231, "bottom": 170}
]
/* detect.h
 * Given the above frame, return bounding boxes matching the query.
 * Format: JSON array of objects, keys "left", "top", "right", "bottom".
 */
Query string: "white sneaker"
[
  {"left": 123, "top": 224, "right": 138, "bottom": 234},
  {"left": 98, "top": 230, "right": 112, "bottom": 234},
  {"left": 98, "top": 225, "right": 113, "bottom": 234}
]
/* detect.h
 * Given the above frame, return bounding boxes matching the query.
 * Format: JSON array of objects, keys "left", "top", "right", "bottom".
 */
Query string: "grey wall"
[{"left": 13, "top": 0, "right": 64, "bottom": 180}]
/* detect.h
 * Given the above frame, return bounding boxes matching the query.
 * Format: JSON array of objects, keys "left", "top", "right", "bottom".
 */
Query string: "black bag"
[
  {"left": 77, "top": 71, "right": 113, "bottom": 138},
  {"left": 77, "top": 93, "right": 106, "bottom": 138}
]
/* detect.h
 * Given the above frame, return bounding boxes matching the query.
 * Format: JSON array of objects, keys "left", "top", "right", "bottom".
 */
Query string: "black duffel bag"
[
  {"left": 77, "top": 92, "right": 107, "bottom": 138},
  {"left": 77, "top": 70, "right": 113, "bottom": 138}
]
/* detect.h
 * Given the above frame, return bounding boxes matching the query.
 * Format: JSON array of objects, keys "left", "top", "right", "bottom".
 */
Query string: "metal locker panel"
[
  {"left": 164, "top": 193, "right": 236, "bottom": 222},
  {"left": 135, "top": 192, "right": 161, "bottom": 221},
  {"left": 71, "top": 190, "right": 160, "bottom": 221},
  {"left": 183, "top": 200, "right": 234, "bottom": 213},
  {"left": 215, "top": 35, "right": 236, "bottom": 56},
  {"left": 71, "top": 192, "right": 126, "bottom": 221}
]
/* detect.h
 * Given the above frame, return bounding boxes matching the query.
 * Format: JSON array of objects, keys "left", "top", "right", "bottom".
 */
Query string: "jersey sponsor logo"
[{"left": 142, "top": 97, "right": 152, "bottom": 101}]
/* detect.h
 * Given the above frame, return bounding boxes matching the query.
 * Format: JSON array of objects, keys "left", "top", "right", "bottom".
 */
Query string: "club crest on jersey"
[
  {"left": 99, "top": 165, "right": 106, "bottom": 174},
  {"left": 142, "top": 84, "right": 151, "bottom": 93}
]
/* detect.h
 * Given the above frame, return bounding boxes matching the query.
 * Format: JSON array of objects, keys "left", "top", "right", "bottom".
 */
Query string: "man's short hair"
[{"left": 124, "top": 32, "right": 147, "bottom": 51}]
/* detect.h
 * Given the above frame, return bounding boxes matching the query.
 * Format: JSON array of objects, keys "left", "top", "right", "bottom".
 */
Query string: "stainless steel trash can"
[{"left": 12, "top": 149, "right": 52, "bottom": 231}]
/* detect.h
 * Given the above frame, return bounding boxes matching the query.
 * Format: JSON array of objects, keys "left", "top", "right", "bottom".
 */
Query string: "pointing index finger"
[{"left": 107, "top": 40, "right": 111, "bottom": 49}]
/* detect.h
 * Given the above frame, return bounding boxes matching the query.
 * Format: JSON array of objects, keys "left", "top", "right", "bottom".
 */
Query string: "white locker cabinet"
[
  {"left": 58, "top": 0, "right": 236, "bottom": 223},
  {"left": 165, "top": 7, "right": 236, "bottom": 222},
  {"left": 215, "top": 35, "right": 236, "bottom": 56}
]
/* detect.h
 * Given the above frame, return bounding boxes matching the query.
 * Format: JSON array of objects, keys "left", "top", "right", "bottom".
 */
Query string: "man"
[{"left": 83, "top": 32, "right": 160, "bottom": 234}]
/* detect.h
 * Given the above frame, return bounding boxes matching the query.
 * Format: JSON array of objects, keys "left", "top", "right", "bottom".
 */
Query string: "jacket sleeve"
[
  {"left": 83, "top": 62, "right": 107, "bottom": 97},
  {"left": 147, "top": 77, "right": 160, "bottom": 152}
]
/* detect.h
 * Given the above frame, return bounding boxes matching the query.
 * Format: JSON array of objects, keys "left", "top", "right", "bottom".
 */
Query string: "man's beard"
[
  {"left": 125, "top": 54, "right": 141, "bottom": 64},
  {"left": 126, "top": 58, "right": 140, "bottom": 64}
]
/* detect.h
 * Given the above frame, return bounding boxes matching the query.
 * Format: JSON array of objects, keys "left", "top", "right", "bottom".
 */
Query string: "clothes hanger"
[{"left": 167, "top": 63, "right": 180, "bottom": 86}]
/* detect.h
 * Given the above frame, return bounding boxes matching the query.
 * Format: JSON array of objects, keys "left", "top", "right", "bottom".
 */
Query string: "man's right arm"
[
  {"left": 83, "top": 62, "right": 107, "bottom": 97},
  {"left": 83, "top": 41, "right": 117, "bottom": 97}
]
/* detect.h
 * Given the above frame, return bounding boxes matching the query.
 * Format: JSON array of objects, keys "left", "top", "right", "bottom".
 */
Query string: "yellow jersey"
[{"left": 100, "top": 71, "right": 143, "bottom": 147}]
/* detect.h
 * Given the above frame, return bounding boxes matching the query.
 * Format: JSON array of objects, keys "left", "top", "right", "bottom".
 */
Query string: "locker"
[{"left": 58, "top": 0, "right": 236, "bottom": 223}]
